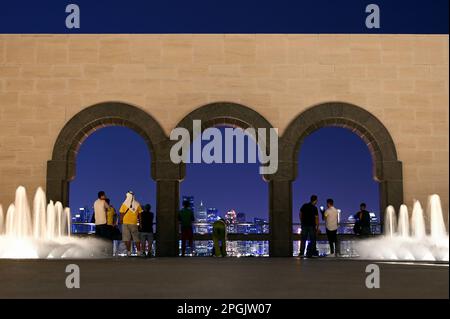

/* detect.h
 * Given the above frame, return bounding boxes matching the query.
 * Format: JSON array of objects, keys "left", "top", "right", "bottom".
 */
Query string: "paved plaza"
[{"left": 0, "top": 258, "right": 447, "bottom": 299}]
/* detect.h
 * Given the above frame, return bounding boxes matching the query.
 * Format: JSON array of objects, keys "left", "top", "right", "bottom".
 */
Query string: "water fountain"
[
  {"left": 0, "top": 186, "right": 110, "bottom": 259},
  {"left": 355, "top": 194, "right": 449, "bottom": 261}
]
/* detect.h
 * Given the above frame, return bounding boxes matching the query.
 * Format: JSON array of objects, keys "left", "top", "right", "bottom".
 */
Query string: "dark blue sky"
[
  {"left": 1, "top": 0, "right": 448, "bottom": 33},
  {"left": 292, "top": 127, "right": 379, "bottom": 222},
  {"left": 69, "top": 125, "right": 379, "bottom": 222},
  {"left": 70, "top": 127, "right": 156, "bottom": 214}
]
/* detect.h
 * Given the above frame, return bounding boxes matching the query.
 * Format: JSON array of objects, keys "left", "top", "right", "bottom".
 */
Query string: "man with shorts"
[{"left": 119, "top": 191, "right": 143, "bottom": 256}]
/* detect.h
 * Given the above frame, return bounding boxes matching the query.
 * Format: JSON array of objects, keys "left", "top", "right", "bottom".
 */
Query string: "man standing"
[
  {"left": 299, "top": 195, "right": 320, "bottom": 258},
  {"left": 139, "top": 204, "right": 154, "bottom": 257},
  {"left": 324, "top": 198, "right": 339, "bottom": 257},
  {"left": 212, "top": 218, "right": 227, "bottom": 257},
  {"left": 179, "top": 199, "right": 195, "bottom": 257},
  {"left": 106, "top": 198, "right": 121, "bottom": 256},
  {"left": 119, "top": 191, "right": 143, "bottom": 256},
  {"left": 356, "top": 203, "right": 372, "bottom": 236},
  {"left": 94, "top": 191, "right": 109, "bottom": 239}
]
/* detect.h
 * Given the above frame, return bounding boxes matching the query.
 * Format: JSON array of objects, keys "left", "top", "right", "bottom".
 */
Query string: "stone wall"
[{"left": 0, "top": 34, "right": 448, "bottom": 214}]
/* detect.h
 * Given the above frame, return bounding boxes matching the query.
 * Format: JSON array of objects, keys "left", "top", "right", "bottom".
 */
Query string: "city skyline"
[{"left": 70, "top": 126, "right": 379, "bottom": 223}]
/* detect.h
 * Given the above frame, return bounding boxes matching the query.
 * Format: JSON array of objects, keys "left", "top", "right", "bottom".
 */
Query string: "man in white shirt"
[
  {"left": 324, "top": 198, "right": 339, "bottom": 257},
  {"left": 93, "top": 190, "right": 109, "bottom": 239}
]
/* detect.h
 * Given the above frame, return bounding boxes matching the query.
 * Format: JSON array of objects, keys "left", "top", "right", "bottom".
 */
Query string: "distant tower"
[{"left": 197, "top": 200, "right": 207, "bottom": 222}]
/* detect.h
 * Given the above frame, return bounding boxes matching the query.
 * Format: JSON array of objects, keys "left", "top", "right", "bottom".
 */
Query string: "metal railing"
[
  {"left": 292, "top": 222, "right": 382, "bottom": 235},
  {"left": 72, "top": 221, "right": 381, "bottom": 238}
]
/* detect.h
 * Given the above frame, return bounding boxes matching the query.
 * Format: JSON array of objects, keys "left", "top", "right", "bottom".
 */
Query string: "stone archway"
[
  {"left": 175, "top": 102, "right": 277, "bottom": 254},
  {"left": 47, "top": 102, "right": 167, "bottom": 204},
  {"left": 175, "top": 101, "right": 275, "bottom": 174},
  {"left": 46, "top": 102, "right": 182, "bottom": 256},
  {"left": 273, "top": 102, "right": 403, "bottom": 256}
]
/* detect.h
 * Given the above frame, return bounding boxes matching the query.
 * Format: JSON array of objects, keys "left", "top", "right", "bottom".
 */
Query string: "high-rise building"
[
  {"left": 195, "top": 200, "right": 209, "bottom": 234},
  {"left": 253, "top": 218, "right": 268, "bottom": 234},
  {"left": 225, "top": 210, "right": 237, "bottom": 233},
  {"left": 207, "top": 207, "right": 219, "bottom": 223},
  {"left": 236, "top": 212, "right": 247, "bottom": 233},
  {"left": 225, "top": 209, "right": 237, "bottom": 223},
  {"left": 196, "top": 200, "right": 207, "bottom": 222}
]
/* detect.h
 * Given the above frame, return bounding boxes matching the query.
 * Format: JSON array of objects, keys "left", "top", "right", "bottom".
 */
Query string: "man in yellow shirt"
[
  {"left": 119, "top": 191, "right": 143, "bottom": 256},
  {"left": 106, "top": 198, "right": 118, "bottom": 227},
  {"left": 105, "top": 198, "right": 121, "bottom": 256}
]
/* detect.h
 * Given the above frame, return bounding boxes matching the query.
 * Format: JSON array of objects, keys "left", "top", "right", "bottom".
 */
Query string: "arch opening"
[
  {"left": 175, "top": 102, "right": 275, "bottom": 257},
  {"left": 69, "top": 126, "right": 156, "bottom": 243},
  {"left": 278, "top": 102, "right": 403, "bottom": 256}
]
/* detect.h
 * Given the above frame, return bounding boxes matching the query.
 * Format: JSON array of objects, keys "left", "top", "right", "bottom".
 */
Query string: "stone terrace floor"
[{"left": 0, "top": 257, "right": 448, "bottom": 299}]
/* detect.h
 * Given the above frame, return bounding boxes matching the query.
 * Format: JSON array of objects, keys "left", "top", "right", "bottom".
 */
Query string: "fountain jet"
[
  {"left": 428, "top": 194, "right": 447, "bottom": 240},
  {"left": 0, "top": 186, "right": 109, "bottom": 259},
  {"left": 397, "top": 204, "right": 410, "bottom": 238},
  {"left": 411, "top": 200, "right": 426, "bottom": 239},
  {"left": 0, "top": 205, "right": 3, "bottom": 235},
  {"left": 356, "top": 195, "right": 449, "bottom": 261},
  {"left": 384, "top": 205, "right": 397, "bottom": 237}
]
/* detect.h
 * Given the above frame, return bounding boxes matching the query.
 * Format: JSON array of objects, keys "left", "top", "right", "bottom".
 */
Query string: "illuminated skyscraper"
[
  {"left": 225, "top": 209, "right": 237, "bottom": 223},
  {"left": 236, "top": 212, "right": 247, "bottom": 233},
  {"left": 196, "top": 200, "right": 207, "bottom": 222},
  {"left": 207, "top": 207, "right": 219, "bottom": 223}
]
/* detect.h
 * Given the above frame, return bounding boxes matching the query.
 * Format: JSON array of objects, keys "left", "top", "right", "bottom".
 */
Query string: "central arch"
[{"left": 175, "top": 102, "right": 276, "bottom": 255}]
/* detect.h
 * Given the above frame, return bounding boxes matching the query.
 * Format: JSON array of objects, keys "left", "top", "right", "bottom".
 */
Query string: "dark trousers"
[
  {"left": 299, "top": 225, "right": 317, "bottom": 257},
  {"left": 181, "top": 227, "right": 194, "bottom": 256},
  {"left": 95, "top": 224, "right": 110, "bottom": 240},
  {"left": 360, "top": 226, "right": 371, "bottom": 236},
  {"left": 326, "top": 229, "right": 338, "bottom": 254}
]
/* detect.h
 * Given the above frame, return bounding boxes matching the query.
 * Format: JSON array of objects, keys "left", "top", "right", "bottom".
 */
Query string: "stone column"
[
  {"left": 46, "top": 160, "right": 70, "bottom": 206},
  {"left": 155, "top": 179, "right": 179, "bottom": 257},
  {"left": 378, "top": 160, "right": 403, "bottom": 233},
  {"left": 269, "top": 178, "right": 293, "bottom": 257},
  {"left": 153, "top": 140, "right": 184, "bottom": 257}
]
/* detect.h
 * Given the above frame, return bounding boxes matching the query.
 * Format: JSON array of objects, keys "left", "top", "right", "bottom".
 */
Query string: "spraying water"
[
  {"left": 356, "top": 195, "right": 449, "bottom": 261},
  {"left": 0, "top": 186, "right": 110, "bottom": 259},
  {"left": 384, "top": 205, "right": 397, "bottom": 237},
  {"left": 0, "top": 205, "right": 3, "bottom": 234},
  {"left": 428, "top": 194, "right": 447, "bottom": 240},
  {"left": 397, "top": 204, "right": 410, "bottom": 238},
  {"left": 411, "top": 200, "right": 426, "bottom": 239},
  {"left": 33, "top": 187, "right": 47, "bottom": 239}
]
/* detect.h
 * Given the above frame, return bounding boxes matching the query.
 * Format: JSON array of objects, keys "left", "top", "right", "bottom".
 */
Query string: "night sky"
[{"left": 70, "top": 126, "right": 379, "bottom": 222}]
